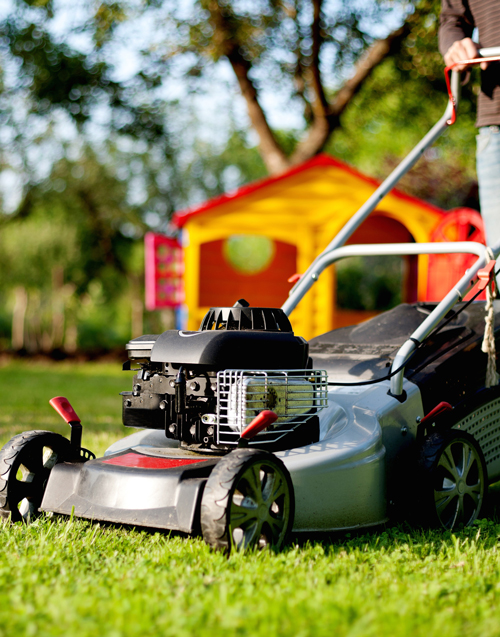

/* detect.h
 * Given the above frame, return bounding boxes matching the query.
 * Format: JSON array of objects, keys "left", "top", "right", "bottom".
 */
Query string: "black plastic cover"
[
  {"left": 151, "top": 329, "right": 309, "bottom": 369},
  {"left": 310, "top": 301, "right": 500, "bottom": 412}
]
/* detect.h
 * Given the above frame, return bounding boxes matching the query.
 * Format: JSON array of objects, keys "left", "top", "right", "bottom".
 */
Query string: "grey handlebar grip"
[{"left": 479, "top": 46, "right": 500, "bottom": 57}]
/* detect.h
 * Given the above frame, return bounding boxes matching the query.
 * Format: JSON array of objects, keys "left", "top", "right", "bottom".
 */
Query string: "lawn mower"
[{"left": 2, "top": 49, "right": 500, "bottom": 552}]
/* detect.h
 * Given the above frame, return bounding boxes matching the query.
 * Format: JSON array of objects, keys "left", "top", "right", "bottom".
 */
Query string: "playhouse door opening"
[{"left": 335, "top": 215, "right": 417, "bottom": 328}]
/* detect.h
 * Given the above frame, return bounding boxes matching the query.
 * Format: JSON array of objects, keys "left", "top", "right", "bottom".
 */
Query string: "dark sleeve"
[{"left": 439, "top": 0, "right": 475, "bottom": 57}]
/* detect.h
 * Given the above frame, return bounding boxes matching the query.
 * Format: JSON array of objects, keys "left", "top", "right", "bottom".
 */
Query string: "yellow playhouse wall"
[{"left": 180, "top": 162, "right": 443, "bottom": 339}]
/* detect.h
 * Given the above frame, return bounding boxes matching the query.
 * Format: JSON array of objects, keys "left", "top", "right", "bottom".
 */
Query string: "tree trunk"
[
  {"left": 289, "top": 26, "right": 410, "bottom": 166},
  {"left": 64, "top": 322, "right": 78, "bottom": 354},
  {"left": 51, "top": 265, "right": 65, "bottom": 350},
  {"left": 131, "top": 299, "right": 144, "bottom": 338},
  {"left": 228, "top": 52, "right": 290, "bottom": 174},
  {"left": 11, "top": 286, "right": 28, "bottom": 350},
  {"left": 130, "top": 275, "right": 144, "bottom": 338},
  {"left": 224, "top": 20, "right": 409, "bottom": 173},
  {"left": 26, "top": 291, "right": 41, "bottom": 353}
]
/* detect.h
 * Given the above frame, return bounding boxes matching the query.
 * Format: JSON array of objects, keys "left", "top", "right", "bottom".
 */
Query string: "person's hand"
[{"left": 444, "top": 37, "right": 489, "bottom": 70}]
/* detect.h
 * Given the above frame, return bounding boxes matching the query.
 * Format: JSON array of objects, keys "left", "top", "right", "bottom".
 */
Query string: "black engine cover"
[
  {"left": 122, "top": 305, "right": 311, "bottom": 446},
  {"left": 150, "top": 329, "right": 309, "bottom": 369}
]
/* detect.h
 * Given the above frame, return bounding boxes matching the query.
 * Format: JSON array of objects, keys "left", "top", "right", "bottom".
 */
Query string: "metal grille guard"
[{"left": 214, "top": 369, "right": 328, "bottom": 445}]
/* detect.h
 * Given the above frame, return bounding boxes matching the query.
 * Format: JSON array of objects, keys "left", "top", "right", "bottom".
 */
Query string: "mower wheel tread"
[
  {"left": 200, "top": 448, "right": 294, "bottom": 552},
  {"left": 0, "top": 431, "right": 71, "bottom": 523},
  {"left": 201, "top": 449, "right": 257, "bottom": 548}
]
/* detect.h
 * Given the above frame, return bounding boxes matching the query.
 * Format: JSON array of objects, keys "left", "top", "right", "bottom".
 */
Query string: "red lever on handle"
[
  {"left": 288, "top": 273, "right": 303, "bottom": 284},
  {"left": 241, "top": 410, "right": 278, "bottom": 441},
  {"left": 476, "top": 260, "right": 496, "bottom": 292},
  {"left": 444, "top": 55, "right": 500, "bottom": 125},
  {"left": 49, "top": 396, "right": 81, "bottom": 424}
]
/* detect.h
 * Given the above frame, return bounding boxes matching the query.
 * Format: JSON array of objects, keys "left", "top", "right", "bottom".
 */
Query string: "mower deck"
[{"left": 40, "top": 450, "right": 219, "bottom": 533}]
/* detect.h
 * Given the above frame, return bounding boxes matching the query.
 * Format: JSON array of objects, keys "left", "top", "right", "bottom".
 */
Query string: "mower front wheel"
[
  {"left": 0, "top": 431, "right": 72, "bottom": 523},
  {"left": 200, "top": 448, "right": 294, "bottom": 552}
]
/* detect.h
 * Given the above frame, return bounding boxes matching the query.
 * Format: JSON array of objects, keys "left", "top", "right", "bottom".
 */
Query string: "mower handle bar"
[
  {"left": 389, "top": 239, "right": 500, "bottom": 396},
  {"left": 478, "top": 46, "right": 500, "bottom": 57},
  {"left": 445, "top": 48, "right": 500, "bottom": 124},
  {"left": 281, "top": 239, "right": 497, "bottom": 396},
  {"left": 284, "top": 240, "right": 490, "bottom": 314},
  {"left": 283, "top": 48, "right": 500, "bottom": 319}
]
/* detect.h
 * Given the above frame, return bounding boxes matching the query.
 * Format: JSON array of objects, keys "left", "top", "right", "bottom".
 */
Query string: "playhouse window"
[{"left": 223, "top": 235, "right": 275, "bottom": 275}]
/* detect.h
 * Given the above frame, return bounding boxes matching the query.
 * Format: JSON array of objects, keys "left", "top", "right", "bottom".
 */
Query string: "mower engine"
[{"left": 122, "top": 304, "right": 328, "bottom": 451}]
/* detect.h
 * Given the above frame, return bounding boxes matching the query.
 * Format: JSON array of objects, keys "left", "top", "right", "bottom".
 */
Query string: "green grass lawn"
[
  {"left": 0, "top": 358, "right": 128, "bottom": 456},
  {"left": 2, "top": 359, "right": 500, "bottom": 637}
]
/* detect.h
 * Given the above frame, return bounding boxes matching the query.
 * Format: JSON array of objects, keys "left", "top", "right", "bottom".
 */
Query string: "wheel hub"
[
  {"left": 429, "top": 432, "right": 487, "bottom": 530},
  {"left": 258, "top": 503, "right": 269, "bottom": 520}
]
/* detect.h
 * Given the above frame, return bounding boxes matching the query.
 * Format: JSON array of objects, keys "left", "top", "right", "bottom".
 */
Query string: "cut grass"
[
  {"left": 2, "top": 517, "right": 500, "bottom": 637},
  {"left": 2, "top": 360, "right": 500, "bottom": 637}
]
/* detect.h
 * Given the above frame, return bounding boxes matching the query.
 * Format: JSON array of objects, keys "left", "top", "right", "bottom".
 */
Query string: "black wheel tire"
[
  {"left": 417, "top": 429, "right": 487, "bottom": 530},
  {"left": 0, "top": 431, "right": 72, "bottom": 523},
  {"left": 200, "top": 448, "right": 295, "bottom": 553}
]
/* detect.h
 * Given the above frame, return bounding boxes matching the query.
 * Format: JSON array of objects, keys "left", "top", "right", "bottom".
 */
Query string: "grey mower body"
[{"left": 39, "top": 301, "right": 500, "bottom": 536}]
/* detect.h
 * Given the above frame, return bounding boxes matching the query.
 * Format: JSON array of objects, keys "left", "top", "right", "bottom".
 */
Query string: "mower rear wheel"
[
  {"left": 418, "top": 430, "right": 486, "bottom": 529},
  {"left": 201, "top": 448, "right": 294, "bottom": 552},
  {"left": 0, "top": 431, "right": 72, "bottom": 523}
]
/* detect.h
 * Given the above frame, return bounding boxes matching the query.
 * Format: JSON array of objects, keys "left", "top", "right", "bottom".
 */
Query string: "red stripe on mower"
[{"left": 102, "top": 452, "right": 207, "bottom": 469}]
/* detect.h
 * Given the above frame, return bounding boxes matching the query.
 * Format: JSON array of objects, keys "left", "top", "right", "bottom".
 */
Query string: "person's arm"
[
  {"left": 439, "top": 0, "right": 488, "bottom": 70},
  {"left": 439, "top": 0, "right": 474, "bottom": 55}
]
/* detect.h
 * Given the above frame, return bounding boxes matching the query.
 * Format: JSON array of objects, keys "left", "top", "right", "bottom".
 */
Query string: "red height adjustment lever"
[
  {"left": 49, "top": 396, "right": 81, "bottom": 424},
  {"left": 418, "top": 401, "right": 453, "bottom": 428},
  {"left": 49, "top": 396, "right": 82, "bottom": 452},
  {"left": 238, "top": 410, "right": 278, "bottom": 447}
]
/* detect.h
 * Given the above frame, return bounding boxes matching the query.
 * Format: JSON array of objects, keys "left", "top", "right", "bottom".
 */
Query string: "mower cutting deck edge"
[{"left": 1, "top": 49, "right": 500, "bottom": 552}]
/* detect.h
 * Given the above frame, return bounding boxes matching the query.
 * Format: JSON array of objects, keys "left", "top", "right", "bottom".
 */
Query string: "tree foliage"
[
  {"left": 158, "top": 0, "right": 481, "bottom": 195},
  {"left": 329, "top": 0, "right": 481, "bottom": 209},
  {"left": 162, "top": 0, "right": 414, "bottom": 173},
  {"left": 0, "top": 0, "right": 272, "bottom": 351},
  {"left": 0, "top": 0, "right": 485, "bottom": 351},
  {"left": 0, "top": 146, "right": 141, "bottom": 351},
  {"left": 2, "top": 0, "right": 417, "bottom": 175},
  {"left": 1, "top": 2, "right": 166, "bottom": 139}
]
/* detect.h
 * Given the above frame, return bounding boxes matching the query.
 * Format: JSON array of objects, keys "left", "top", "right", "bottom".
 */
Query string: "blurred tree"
[
  {"left": 0, "top": 0, "right": 276, "bottom": 220},
  {"left": 2, "top": 1, "right": 431, "bottom": 177},
  {"left": 163, "top": 0, "right": 415, "bottom": 174},
  {"left": 185, "top": 129, "right": 267, "bottom": 201},
  {"left": 0, "top": 0, "right": 182, "bottom": 238},
  {"left": 0, "top": 0, "right": 485, "bottom": 346},
  {"left": 3, "top": 0, "right": 474, "bottom": 189},
  {"left": 1, "top": 6, "right": 166, "bottom": 140},
  {"left": 0, "top": 145, "right": 144, "bottom": 352},
  {"left": 336, "top": 256, "right": 403, "bottom": 311},
  {"left": 157, "top": 0, "right": 479, "bottom": 211}
]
